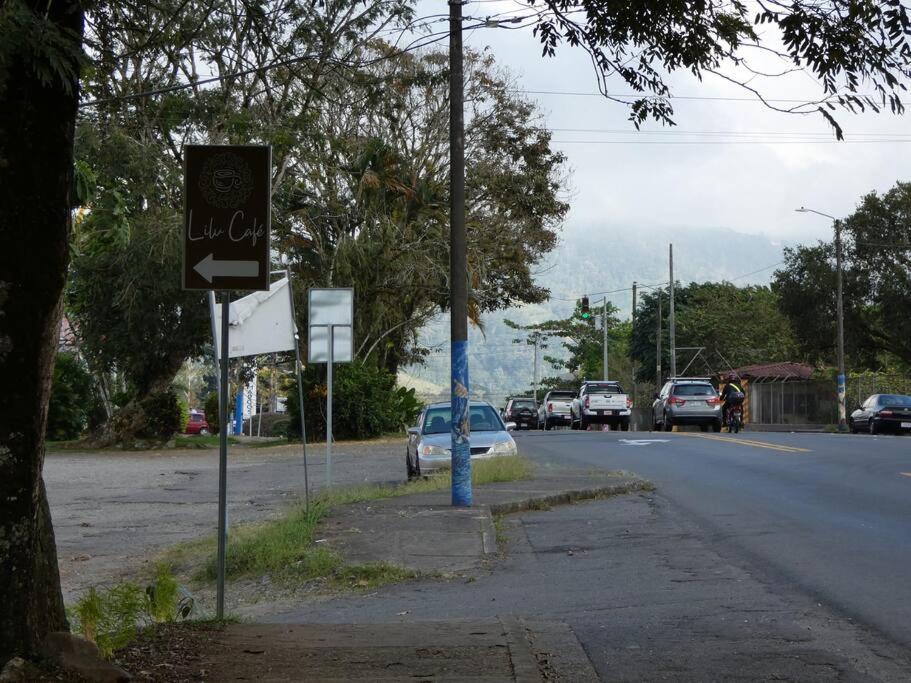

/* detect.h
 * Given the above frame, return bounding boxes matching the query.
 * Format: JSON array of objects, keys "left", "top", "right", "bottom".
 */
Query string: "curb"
[{"left": 488, "top": 479, "right": 656, "bottom": 517}]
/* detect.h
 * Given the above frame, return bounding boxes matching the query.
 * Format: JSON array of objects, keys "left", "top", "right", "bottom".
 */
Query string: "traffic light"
[{"left": 580, "top": 296, "right": 591, "bottom": 319}]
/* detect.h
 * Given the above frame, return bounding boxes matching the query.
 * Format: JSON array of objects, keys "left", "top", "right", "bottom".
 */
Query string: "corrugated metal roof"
[{"left": 731, "top": 362, "right": 814, "bottom": 381}]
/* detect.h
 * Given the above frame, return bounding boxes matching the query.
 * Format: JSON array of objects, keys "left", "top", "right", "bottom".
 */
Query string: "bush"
[
  {"left": 286, "top": 364, "right": 423, "bottom": 442},
  {"left": 176, "top": 395, "right": 190, "bottom": 433},
  {"left": 243, "top": 412, "right": 290, "bottom": 437},
  {"left": 137, "top": 389, "right": 182, "bottom": 439},
  {"left": 204, "top": 391, "right": 220, "bottom": 434},
  {"left": 46, "top": 352, "right": 94, "bottom": 440},
  {"left": 69, "top": 565, "right": 191, "bottom": 658}
]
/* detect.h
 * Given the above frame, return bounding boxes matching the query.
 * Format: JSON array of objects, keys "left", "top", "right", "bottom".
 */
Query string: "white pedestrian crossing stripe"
[{"left": 619, "top": 439, "right": 670, "bottom": 446}]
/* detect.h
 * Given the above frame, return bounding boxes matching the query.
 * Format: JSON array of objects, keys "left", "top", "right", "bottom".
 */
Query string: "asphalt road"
[
  {"left": 515, "top": 429, "right": 911, "bottom": 650},
  {"left": 271, "top": 428, "right": 911, "bottom": 679}
]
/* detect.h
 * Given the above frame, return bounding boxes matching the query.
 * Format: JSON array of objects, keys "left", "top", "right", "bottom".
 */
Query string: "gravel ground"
[{"left": 44, "top": 438, "right": 405, "bottom": 602}]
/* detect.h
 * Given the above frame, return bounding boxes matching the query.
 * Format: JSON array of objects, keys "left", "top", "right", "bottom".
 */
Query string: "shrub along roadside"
[
  {"left": 68, "top": 564, "right": 193, "bottom": 658},
  {"left": 46, "top": 352, "right": 95, "bottom": 440},
  {"left": 162, "top": 456, "right": 533, "bottom": 587},
  {"left": 284, "top": 363, "right": 422, "bottom": 442}
]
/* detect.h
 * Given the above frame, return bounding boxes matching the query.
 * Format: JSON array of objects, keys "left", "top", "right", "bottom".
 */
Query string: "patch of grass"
[
  {"left": 163, "top": 455, "right": 533, "bottom": 589},
  {"left": 524, "top": 499, "right": 553, "bottom": 511},
  {"left": 245, "top": 438, "right": 290, "bottom": 449},
  {"left": 67, "top": 565, "right": 191, "bottom": 658},
  {"left": 174, "top": 435, "right": 240, "bottom": 449},
  {"left": 45, "top": 439, "right": 85, "bottom": 451},
  {"left": 328, "top": 562, "right": 419, "bottom": 590},
  {"left": 195, "top": 503, "right": 331, "bottom": 582},
  {"left": 493, "top": 514, "right": 508, "bottom": 554},
  {"left": 472, "top": 455, "right": 533, "bottom": 484}
]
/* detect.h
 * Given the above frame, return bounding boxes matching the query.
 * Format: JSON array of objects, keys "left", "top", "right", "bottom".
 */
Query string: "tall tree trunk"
[{"left": 0, "top": 0, "right": 84, "bottom": 661}]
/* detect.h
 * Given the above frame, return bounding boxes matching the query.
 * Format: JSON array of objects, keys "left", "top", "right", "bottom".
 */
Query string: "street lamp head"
[{"left": 794, "top": 206, "right": 837, "bottom": 221}]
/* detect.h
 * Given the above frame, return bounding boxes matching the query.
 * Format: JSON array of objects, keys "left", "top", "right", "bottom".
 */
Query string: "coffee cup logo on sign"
[{"left": 199, "top": 152, "right": 254, "bottom": 209}]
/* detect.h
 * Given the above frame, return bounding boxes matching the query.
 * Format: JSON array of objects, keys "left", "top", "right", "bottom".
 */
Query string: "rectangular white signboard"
[
  {"left": 308, "top": 325, "right": 353, "bottom": 363},
  {"left": 308, "top": 288, "right": 354, "bottom": 364},
  {"left": 214, "top": 277, "right": 296, "bottom": 359}
]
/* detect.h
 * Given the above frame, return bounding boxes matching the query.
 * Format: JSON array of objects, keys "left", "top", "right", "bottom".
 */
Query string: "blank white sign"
[
  {"left": 308, "top": 325, "right": 353, "bottom": 363},
  {"left": 309, "top": 288, "right": 353, "bottom": 326}
]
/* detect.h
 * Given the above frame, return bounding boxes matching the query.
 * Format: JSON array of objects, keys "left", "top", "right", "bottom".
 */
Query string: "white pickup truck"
[
  {"left": 538, "top": 390, "right": 577, "bottom": 430},
  {"left": 571, "top": 381, "right": 632, "bottom": 431}
]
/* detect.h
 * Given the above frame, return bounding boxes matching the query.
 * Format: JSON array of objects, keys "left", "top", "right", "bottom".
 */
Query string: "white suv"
[{"left": 651, "top": 378, "right": 722, "bottom": 432}]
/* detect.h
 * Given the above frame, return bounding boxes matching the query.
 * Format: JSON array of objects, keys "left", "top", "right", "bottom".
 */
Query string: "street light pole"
[
  {"left": 668, "top": 244, "right": 676, "bottom": 378},
  {"left": 796, "top": 207, "right": 847, "bottom": 432},
  {"left": 834, "top": 219, "right": 847, "bottom": 431},
  {"left": 602, "top": 297, "right": 609, "bottom": 381},
  {"left": 449, "top": 0, "right": 471, "bottom": 506}
]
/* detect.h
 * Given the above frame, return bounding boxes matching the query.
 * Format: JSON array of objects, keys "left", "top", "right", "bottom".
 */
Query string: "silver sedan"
[{"left": 406, "top": 401, "right": 517, "bottom": 478}]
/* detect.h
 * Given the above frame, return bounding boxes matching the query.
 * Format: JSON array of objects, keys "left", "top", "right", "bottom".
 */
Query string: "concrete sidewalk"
[
  {"left": 179, "top": 619, "right": 598, "bottom": 682},
  {"left": 182, "top": 471, "right": 644, "bottom": 681},
  {"left": 317, "top": 470, "right": 653, "bottom": 576}
]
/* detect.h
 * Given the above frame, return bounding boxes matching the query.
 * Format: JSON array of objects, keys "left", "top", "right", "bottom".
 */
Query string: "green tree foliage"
[
  {"left": 46, "top": 352, "right": 94, "bottom": 441},
  {"left": 631, "top": 283, "right": 798, "bottom": 384},
  {"left": 66, "top": 127, "right": 211, "bottom": 407},
  {"left": 280, "top": 46, "right": 568, "bottom": 374},
  {"left": 204, "top": 392, "right": 220, "bottom": 435},
  {"left": 69, "top": 4, "right": 568, "bottom": 437},
  {"left": 773, "top": 181, "right": 911, "bottom": 370},
  {"left": 506, "top": 300, "right": 621, "bottom": 382},
  {"left": 528, "top": 1, "right": 911, "bottom": 136},
  {"left": 285, "top": 364, "right": 422, "bottom": 442}
]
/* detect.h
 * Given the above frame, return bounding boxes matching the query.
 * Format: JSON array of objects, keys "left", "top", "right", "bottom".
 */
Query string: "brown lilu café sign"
[{"left": 182, "top": 145, "right": 271, "bottom": 291}]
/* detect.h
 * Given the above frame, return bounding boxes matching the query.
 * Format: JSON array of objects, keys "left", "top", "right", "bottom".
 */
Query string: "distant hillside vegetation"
[{"left": 400, "top": 224, "right": 786, "bottom": 405}]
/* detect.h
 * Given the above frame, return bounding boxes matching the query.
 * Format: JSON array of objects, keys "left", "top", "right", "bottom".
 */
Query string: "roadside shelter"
[{"left": 726, "top": 362, "right": 829, "bottom": 426}]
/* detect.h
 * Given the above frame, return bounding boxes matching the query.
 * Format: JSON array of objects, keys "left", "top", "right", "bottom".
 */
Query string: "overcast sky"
[{"left": 414, "top": 0, "right": 911, "bottom": 247}]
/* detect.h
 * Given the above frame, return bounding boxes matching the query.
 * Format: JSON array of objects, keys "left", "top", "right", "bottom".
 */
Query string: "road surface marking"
[
  {"left": 900, "top": 472, "right": 911, "bottom": 478},
  {"left": 619, "top": 439, "right": 671, "bottom": 446},
  {"left": 678, "top": 432, "right": 810, "bottom": 453}
]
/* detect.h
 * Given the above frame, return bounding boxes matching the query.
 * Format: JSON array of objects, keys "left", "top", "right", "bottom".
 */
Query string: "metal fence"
[
  {"left": 747, "top": 380, "right": 835, "bottom": 425},
  {"left": 748, "top": 372, "right": 911, "bottom": 425},
  {"left": 846, "top": 373, "right": 911, "bottom": 414}
]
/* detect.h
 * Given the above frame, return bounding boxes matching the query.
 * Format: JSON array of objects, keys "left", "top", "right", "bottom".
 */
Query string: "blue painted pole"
[
  {"left": 449, "top": 0, "right": 471, "bottom": 506},
  {"left": 451, "top": 340, "right": 471, "bottom": 506},
  {"left": 234, "top": 392, "right": 243, "bottom": 436}
]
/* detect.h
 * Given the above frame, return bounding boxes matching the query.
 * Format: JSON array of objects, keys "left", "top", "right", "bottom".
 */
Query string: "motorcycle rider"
[{"left": 720, "top": 373, "right": 745, "bottom": 428}]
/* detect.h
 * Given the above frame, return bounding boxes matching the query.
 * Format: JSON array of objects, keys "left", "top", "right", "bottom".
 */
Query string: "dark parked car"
[
  {"left": 849, "top": 394, "right": 911, "bottom": 434},
  {"left": 504, "top": 397, "right": 539, "bottom": 430}
]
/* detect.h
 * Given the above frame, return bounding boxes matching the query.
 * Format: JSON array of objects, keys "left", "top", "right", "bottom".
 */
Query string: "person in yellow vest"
[{"left": 720, "top": 373, "right": 745, "bottom": 429}]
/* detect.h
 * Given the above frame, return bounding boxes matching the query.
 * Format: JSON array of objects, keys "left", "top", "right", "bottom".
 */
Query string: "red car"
[{"left": 184, "top": 411, "right": 210, "bottom": 435}]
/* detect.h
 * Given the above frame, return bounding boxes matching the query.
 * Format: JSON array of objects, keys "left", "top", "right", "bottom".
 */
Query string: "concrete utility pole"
[
  {"left": 449, "top": 0, "right": 471, "bottom": 506},
  {"left": 656, "top": 291, "right": 662, "bottom": 385},
  {"left": 668, "top": 244, "right": 677, "bottom": 378},
  {"left": 796, "top": 207, "right": 847, "bottom": 431},
  {"left": 631, "top": 282, "right": 638, "bottom": 407},
  {"left": 602, "top": 298, "right": 609, "bottom": 381},
  {"left": 834, "top": 219, "right": 847, "bottom": 431}
]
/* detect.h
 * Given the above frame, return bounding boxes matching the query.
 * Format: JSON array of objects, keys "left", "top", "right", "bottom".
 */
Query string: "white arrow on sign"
[
  {"left": 194, "top": 253, "right": 260, "bottom": 283},
  {"left": 619, "top": 439, "right": 670, "bottom": 446}
]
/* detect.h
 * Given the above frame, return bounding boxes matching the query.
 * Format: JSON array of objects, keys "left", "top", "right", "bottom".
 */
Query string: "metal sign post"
[
  {"left": 308, "top": 288, "right": 354, "bottom": 490},
  {"left": 326, "top": 325, "right": 334, "bottom": 487},
  {"left": 216, "top": 297, "right": 229, "bottom": 618},
  {"left": 284, "top": 270, "right": 310, "bottom": 511},
  {"left": 183, "top": 143, "right": 271, "bottom": 620}
]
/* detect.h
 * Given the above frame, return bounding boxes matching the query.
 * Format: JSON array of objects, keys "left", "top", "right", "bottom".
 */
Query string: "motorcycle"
[{"left": 727, "top": 403, "right": 743, "bottom": 434}]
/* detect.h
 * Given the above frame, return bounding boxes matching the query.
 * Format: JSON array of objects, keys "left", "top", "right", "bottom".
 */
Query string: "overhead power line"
[
  {"left": 551, "top": 139, "right": 911, "bottom": 145},
  {"left": 519, "top": 89, "right": 911, "bottom": 107}
]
